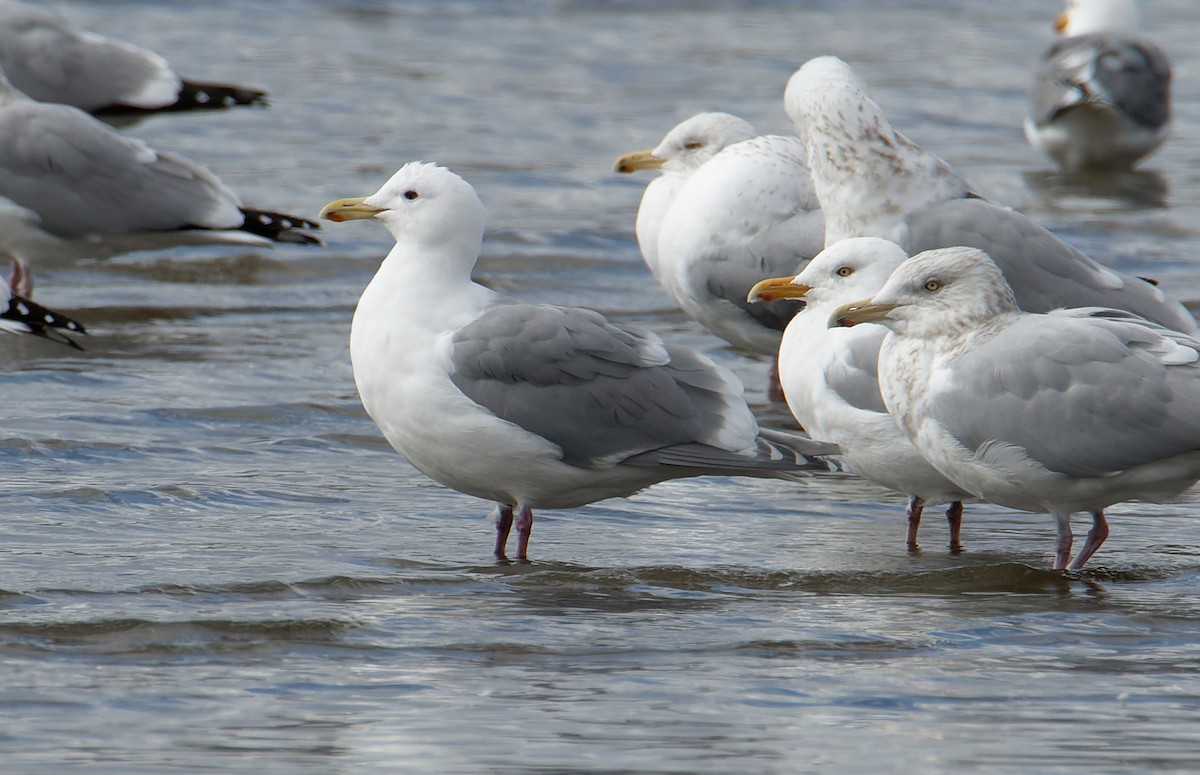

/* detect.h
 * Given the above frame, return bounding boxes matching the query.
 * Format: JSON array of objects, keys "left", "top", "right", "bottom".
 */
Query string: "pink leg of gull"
[
  {"left": 515, "top": 505, "right": 534, "bottom": 562},
  {"left": 1053, "top": 512, "right": 1073, "bottom": 571},
  {"left": 946, "top": 500, "right": 964, "bottom": 554},
  {"left": 905, "top": 495, "right": 925, "bottom": 550},
  {"left": 1069, "top": 510, "right": 1109, "bottom": 571},
  {"left": 494, "top": 504, "right": 514, "bottom": 561}
]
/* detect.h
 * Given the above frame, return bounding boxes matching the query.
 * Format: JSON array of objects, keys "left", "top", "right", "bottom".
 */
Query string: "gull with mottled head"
[
  {"left": 834, "top": 246, "right": 1200, "bottom": 570},
  {"left": 783, "top": 55, "right": 1195, "bottom": 334},
  {"left": 748, "top": 238, "right": 970, "bottom": 551}
]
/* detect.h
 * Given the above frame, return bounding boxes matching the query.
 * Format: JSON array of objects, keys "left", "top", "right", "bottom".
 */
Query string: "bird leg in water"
[
  {"left": 905, "top": 495, "right": 925, "bottom": 550},
  {"left": 946, "top": 500, "right": 964, "bottom": 554},
  {"left": 769, "top": 356, "right": 786, "bottom": 403},
  {"left": 515, "top": 506, "right": 534, "bottom": 562},
  {"left": 494, "top": 504, "right": 515, "bottom": 561},
  {"left": 1069, "top": 511, "right": 1109, "bottom": 571},
  {"left": 1053, "top": 512, "right": 1074, "bottom": 570}
]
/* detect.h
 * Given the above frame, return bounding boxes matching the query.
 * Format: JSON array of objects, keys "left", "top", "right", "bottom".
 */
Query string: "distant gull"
[
  {"left": 0, "top": 0, "right": 267, "bottom": 116},
  {"left": 748, "top": 238, "right": 970, "bottom": 551},
  {"left": 834, "top": 246, "right": 1200, "bottom": 570},
  {"left": 320, "top": 162, "right": 838, "bottom": 562},
  {"left": 0, "top": 67, "right": 318, "bottom": 263},
  {"left": 2, "top": 258, "right": 85, "bottom": 349},
  {"left": 1025, "top": 0, "right": 1171, "bottom": 172},
  {"left": 783, "top": 55, "right": 1195, "bottom": 334}
]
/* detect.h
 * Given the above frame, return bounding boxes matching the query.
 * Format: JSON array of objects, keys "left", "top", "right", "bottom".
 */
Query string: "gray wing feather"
[
  {"left": 931, "top": 313, "right": 1200, "bottom": 477},
  {"left": 904, "top": 198, "right": 1195, "bottom": 333},
  {"left": 0, "top": 102, "right": 243, "bottom": 236},
  {"left": 449, "top": 303, "right": 770, "bottom": 469}
]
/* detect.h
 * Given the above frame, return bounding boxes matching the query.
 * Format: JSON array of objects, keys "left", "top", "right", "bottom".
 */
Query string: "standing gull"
[
  {"left": 1025, "top": 0, "right": 1171, "bottom": 172},
  {"left": 834, "top": 247, "right": 1200, "bottom": 570},
  {"left": 783, "top": 55, "right": 1195, "bottom": 334},
  {"left": 0, "top": 0, "right": 266, "bottom": 116},
  {"left": 319, "top": 162, "right": 838, "bottom": 562},
  {"left": 0, "top": 68, "right": 318, "bottom": 263},
  {"left": 748, "top": 238, "right": 969, "bottom": 551},
  {"left": 1, "top": 259, "right": 85, "bottom": 349}
]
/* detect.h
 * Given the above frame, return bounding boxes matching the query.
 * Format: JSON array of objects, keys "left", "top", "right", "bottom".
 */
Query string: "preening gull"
[
  {"left": 784, "top": 55, "right": 1196, "bottom": 334},
  {"left": 0, "top": 68, "right": 318, "bottom": 262},
  {"left": 319, "top": 162, "right": 838, "bottom": 561},
  {"left": 834, "top": 246, "right": 1200, "bottom": 570},
  {"left": 1, "top": 259, "right": 85, "bottom": 349},
  {"left": 1025, "top": 0, "right": 1171, "bottom": 172},
  {"left": 616, "top": 113, "right": 825, "bottom": 398},
  {"left": 748, "top": 238, "right": 969, "bottom": 551},
  {"left": 0, "top": 0, "right": 266, "bottom": 116}
]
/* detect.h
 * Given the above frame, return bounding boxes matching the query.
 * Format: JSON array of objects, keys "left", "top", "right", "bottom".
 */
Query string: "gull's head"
[
  {"left": 1055, "top": 0, "right": 1139, "bottom": 36},
  {"left": 749, "top": 238, "right": 911, "bottom": 313},
  {"left": 319, "top": 162, "right": 485, "bottom": 250},
  {"left": 613, "top": 112, "right": 755, "bottom": 175},
  {"left": 830, "top": 246, "right": 1017, "bottom": 337},
  {"left": 783, "top": 56, "right": 876, "bottom": 145}
]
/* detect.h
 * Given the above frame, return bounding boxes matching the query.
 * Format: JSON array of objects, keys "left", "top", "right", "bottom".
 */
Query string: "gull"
[
  {"left": 748, "top": 238, "right": 970, "bottom": 551},
  {"left": 0, "top": 68, "right": 318, "bottom": 263},
  {"left": 783, "top": 55, "right": 1196, "bottom": 334},
  {"left": 319, "top": 162, "right": 838, "bottom": 562},
  {"left": 2, "top": 258, "right": 85, "bottom": 349},
  {"left": 1025, "top": 0, "right": 1171, "bottom": 172},
  {"left": 0, "top": 0, "right": 266, "bottom": 116},
  {"left": 614, "top": 112, "right": 756, "bottom": 278},
  {"left": 834, "top": 246, "right": 1200, "bottom": 571}
]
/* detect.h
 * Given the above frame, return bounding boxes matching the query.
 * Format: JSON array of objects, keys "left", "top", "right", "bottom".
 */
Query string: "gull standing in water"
[
  {"left": 749, "top": 238, "right": 970, "bottom": 551},
  {"left": 834, "top": 247, "right": 1200, "bottom": 571},
  {"left": 1025, "top": 0, "right": 1171, "bottom": 172},
  {"left": 320, "top": 162, "right": 838, "bottom": 562}
]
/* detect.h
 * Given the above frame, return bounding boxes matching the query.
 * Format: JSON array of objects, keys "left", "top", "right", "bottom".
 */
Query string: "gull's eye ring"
[
  {"left": 836, "top": 266, "right": 853, "bottom": 277},
  {"left": 925, "top": 279, "right": 942, "bottom": 292}
]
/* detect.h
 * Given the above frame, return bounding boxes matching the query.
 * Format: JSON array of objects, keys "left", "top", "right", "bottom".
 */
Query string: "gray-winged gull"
[
  {"left": 1025, "top": 0, "right": 1171, "bottom": 172},
  {"left": 834, "top": 246, "right": 1200, "bottom": 570},
  {"left": 319, "top": 162, "right": 838, "bottom": 562},
  {"left": 783, "top": 55, "right": 1195, "bottom": 334},
  {"left": 748, "top": 238, "right": 970, "bottom": 551},
  {"left": 0, "top": 68, "right": 317, "bottom": 263},
  {"left": 0, "top": 0, "right": 266, "bottom": 116},
  {"left": 1, "top": 259, "right": 85, "bottom": 349}
]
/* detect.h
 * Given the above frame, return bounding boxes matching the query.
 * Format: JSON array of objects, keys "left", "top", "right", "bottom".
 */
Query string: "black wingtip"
[
  {"left": 239, "top": 208, "right": 323, "bottom": 245},
  {"left": 173, "top": 79, "right": 269, "bottom": 110},
  {"left": 3, "top": 294, "right": 88, "bottom": 351}
]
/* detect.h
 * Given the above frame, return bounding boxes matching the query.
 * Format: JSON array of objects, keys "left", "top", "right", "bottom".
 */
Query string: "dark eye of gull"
[{"left": 404, "top": 190, "right": 419, "bottom": 200}]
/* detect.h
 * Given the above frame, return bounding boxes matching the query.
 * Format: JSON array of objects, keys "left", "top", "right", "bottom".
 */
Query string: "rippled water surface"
[{"left": 4, "top": 1, "right": 1200, "bottom": 772}]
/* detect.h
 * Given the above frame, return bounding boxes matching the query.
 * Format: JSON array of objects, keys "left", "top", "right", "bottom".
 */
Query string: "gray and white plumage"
[
  {"left": 748, "top": 238, "right": 970, "bottom": 550},
  {"left": 0, "top": 68, "right": 317, "bottom": 262},
  {"left": 783, "top": 55, "right": 1195, "bottom": 335},
  {"left": 320, "top": 162, "right": 837, "bottom": 561},
  {"left": 1025, "top": 0, "right": 1170, "bottom": 172},
  {"left": 1, "top": 258, "right": 85, "bottom": 349},
  {"left": 614, "top": 112, "right": 757, "bottom": 281},
  {"left": 835, "top": 246, "right": 1200, "bottom": 570},
  {"left": 654, "top": 133, "right": 824, "bottom": 355},
  {"left": 0, "top": 0, "right": 266, "bottom": 115}
]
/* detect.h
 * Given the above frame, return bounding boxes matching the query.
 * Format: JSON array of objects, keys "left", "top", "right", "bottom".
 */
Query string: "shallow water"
[{"left": 3, "top": 1, "right": 1200, "bottom": 772}]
